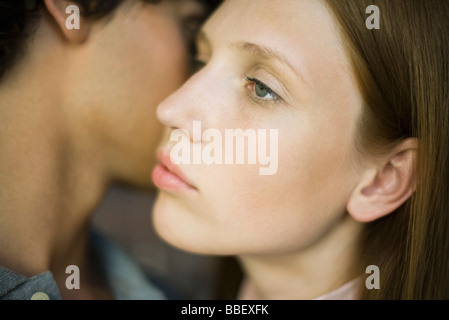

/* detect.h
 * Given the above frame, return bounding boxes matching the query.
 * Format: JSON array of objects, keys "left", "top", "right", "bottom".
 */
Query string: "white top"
[
  {"left": 238, "top": 277, "right": 361, "bottom": 300},
  {"left": 314, "top": 278, "right": 360, "bottom": 300}
]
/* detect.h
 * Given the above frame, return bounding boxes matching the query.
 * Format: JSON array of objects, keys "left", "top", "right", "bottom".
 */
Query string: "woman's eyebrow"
[
  {"left": 232, "top": 41, "right": 305, "bottom": 83},
  {"left": 196, "top": 30, "right": 306, "bottom": 85},
  {"left": 196, "top": 30, "right": 207, "bottom": 44},
  {"left": 195, "top": 30, "right": 213, "bottom": 59},
  {"left": 196, "top": 30, "right": 210, "bottom": 49}
]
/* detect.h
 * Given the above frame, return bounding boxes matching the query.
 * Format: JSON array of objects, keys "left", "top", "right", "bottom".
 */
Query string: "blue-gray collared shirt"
[{"left": 0, "top": 231, "right": 167, "bottom": 300}]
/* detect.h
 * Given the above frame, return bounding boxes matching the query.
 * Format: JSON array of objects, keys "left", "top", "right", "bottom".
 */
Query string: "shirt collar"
[{"left": 0, "top": 266, "right": 61, "bottom": 300}]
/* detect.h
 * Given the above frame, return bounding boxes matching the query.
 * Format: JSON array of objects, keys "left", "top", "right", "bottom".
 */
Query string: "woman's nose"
[{"left": 156, "top": 70, "right": 221, "bottom": 138}]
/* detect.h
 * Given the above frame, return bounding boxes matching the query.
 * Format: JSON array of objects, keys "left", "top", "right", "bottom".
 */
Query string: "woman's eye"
[
  {"left": 189, "top": 41, "right": 208, "bottom": 74},
  {"left": 190, "top": 58, "right": 206, "bottom": 74},
  {"left": 245, "top": 76, "right": 280, "bottom": 104},
  {"left": 255, "top": 82, "right": 275, "bottom": 99}
]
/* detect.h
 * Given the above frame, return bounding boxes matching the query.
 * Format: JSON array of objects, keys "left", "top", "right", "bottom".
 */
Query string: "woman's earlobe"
[
  {"left": 347, "top": 138, "right": 418, "bottom": 223},
  {"left": 43, "top": 0, "right": 91, "bottom": 43}
]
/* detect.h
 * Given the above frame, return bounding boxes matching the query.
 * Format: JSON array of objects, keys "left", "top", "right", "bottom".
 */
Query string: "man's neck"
[{"left": 0, "top": 82, "right": 111, "bottom": 298}]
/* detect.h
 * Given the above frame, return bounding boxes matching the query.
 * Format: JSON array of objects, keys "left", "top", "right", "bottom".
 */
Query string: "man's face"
[{"left": 62, "top": 0, "right": 207, "bottom": 187}]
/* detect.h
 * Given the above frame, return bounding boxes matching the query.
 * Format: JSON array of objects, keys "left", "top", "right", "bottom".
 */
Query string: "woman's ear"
[
  {"left": 43, "top": 0, "right": 91, "bottom": 43},
  {"left": 347, "top": 138, "right": 418, "bottom": 223}
]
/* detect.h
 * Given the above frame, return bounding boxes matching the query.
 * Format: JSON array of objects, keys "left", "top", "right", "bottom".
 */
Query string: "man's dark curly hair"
[{"left": 0, "top": 0, "right": 221, "bottom": 80}]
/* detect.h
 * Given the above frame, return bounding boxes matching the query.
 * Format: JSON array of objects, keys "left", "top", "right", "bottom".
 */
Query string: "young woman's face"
[{"left": 153, "top": 0, "right": 366, "bottom": 255}]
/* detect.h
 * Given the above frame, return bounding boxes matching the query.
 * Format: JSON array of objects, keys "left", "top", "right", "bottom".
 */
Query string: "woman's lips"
[{"left": 152, "top": 151, "right": 197, "bottom": 193}]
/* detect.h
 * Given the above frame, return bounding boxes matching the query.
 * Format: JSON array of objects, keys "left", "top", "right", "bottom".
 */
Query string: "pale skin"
[
  {"left": 153, "top": 0, "right": 417, "bottom": 299},
  {"left": 0, "top": 0, "right": 205, "bottom": 299}
]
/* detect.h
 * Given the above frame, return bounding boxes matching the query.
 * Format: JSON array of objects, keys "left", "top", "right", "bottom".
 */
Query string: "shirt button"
[{"left": 30, "top": 292, "right": 50, "bottom": 300}]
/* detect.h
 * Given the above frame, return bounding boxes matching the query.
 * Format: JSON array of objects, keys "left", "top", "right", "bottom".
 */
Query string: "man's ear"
[
  {"left": 43, "top": 0, "right": 91, "bottom": 43},
  {"left": 347, "top": 138, "right": 418, "bottom": 223}
]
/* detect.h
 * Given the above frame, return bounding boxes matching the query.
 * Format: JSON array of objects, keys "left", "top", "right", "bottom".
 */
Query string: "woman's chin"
[{"left": 152, "top": 192, "right": 204, "bottom": 254}]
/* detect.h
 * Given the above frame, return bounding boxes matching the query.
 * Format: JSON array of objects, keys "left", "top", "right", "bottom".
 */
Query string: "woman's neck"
[{"left": 237, "top": 214, "right": 363, "bottom": 300}]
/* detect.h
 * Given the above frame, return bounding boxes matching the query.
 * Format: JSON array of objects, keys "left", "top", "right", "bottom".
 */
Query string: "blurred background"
[{"left": 92, "top": 184, "right": 224, "bottom": 300}]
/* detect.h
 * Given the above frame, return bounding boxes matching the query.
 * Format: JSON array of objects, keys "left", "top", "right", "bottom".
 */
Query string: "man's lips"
[{"left": 152, "top": 151, "right": 197, "bottom": 193}]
